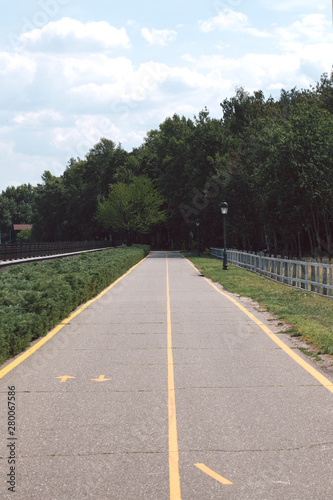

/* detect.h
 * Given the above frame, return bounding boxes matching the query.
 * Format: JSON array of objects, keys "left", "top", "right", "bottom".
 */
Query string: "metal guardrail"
[
  {"left": 0, "top": 241, "right": 111, "bottom": 262},
  {"left": 211, "top": 248, "right": 333, "bottom": 298}
]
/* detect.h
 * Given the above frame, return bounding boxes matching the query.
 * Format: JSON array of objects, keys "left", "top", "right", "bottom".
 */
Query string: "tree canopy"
[
  {"left": 96, "top": 176, "right": 166, "bottom": 245},
  {"left": 1, "top": 69, "right": 332, "bottom": 258}
]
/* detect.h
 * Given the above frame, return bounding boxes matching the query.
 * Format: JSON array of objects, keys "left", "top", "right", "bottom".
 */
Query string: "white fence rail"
[{"left": 210, "top": 248, "right": 333, "bottom": 298}]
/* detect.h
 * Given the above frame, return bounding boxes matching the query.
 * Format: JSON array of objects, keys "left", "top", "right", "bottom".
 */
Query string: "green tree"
[
  {"left": 311, "top": 69, "right": 333, "bottom": 114},
  {"left": 0, "top": 184, "right": 36, "bottom": 228},
  {"left": 32, "top": 171, "right": 67, "bottom": 241},
  {"left": 96, "top": 176, "right": 166, "bottom": 245},
  {"left": 16, "top": 228, "right": 33, "bottom": 243},
  {"left": 0, "top": 195, "right": 16, "bottom": 229},
  {"left": 288, "top": 102, "right": 333, "bottom": 257}
]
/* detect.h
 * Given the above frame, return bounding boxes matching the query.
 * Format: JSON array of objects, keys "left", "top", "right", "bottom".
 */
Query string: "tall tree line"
[{"left": 0, "top": 70, "right": 332, "bottom": 257}]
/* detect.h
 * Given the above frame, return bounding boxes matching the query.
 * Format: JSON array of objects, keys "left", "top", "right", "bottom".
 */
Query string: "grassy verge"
[
  {"left": 0, "top": 245, "right": 150, "bottom": 365},
  {"left": 186, "top": 253, "right": 333, "bottom": 356}
]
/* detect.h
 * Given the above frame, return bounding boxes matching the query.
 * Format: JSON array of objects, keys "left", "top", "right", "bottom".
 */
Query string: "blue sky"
[{"left": 0, "top": 0, "right": 332, "bottom": 192}]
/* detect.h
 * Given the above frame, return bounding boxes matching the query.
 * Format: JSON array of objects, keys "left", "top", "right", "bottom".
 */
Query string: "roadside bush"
[
  {"left": 16, "top": 229, "right": 33, "bottom": 243},
  {"left": 0, "top": 245, "right": 150, "bottom": 365}
]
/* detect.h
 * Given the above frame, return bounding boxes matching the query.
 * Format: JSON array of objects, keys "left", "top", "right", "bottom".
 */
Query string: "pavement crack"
[
  {"left": 202, "top": 441, "right": 333, "bottom": 453},
  {"left": 10, "top": 451, "right": 167, "bottom": 459},
  {"left": 9, "top": 441, "right": 333, "bottom": 461}
]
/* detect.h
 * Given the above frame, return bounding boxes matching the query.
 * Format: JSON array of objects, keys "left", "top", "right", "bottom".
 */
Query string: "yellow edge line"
[
  {"left": 195, "top": 463, "right": 233, "bottom": 485},
  {"left": 166, "top": 253, "right": 182, "bottom": 500},
  {"left": 0, "top": 253, "right": 150, "bottom": 380},
  {"left": 183, "top": 255, "right": 333, "bottom": 395}
]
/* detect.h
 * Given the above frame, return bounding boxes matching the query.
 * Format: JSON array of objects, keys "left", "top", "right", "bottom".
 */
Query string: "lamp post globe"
[
  {"left": 220, "top": 202, "right": 228, "bottom": 270},
  {"left": 220, "top": 201, "right": 228, "bottom": 216}
]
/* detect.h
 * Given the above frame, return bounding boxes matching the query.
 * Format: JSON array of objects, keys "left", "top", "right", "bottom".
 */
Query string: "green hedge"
[{"left": 0, "top": 245, "right": 150, "bottom": 366}]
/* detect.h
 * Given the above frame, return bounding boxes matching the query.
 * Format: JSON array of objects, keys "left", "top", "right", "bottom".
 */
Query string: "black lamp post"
[
  {"left": 220, "top": 202, "right": 228, "bottom": 270},
  {"left": 196, "top": 219, "right": 200, "bottom": 257}
]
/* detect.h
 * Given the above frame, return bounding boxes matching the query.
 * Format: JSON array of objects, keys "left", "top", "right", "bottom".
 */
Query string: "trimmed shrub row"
[{"left": 0, "top": 245, "right": 150, "bottom": 366}]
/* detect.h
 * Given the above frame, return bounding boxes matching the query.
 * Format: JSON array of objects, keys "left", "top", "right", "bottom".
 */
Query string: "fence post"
[
  {"left": 276, "top": 255, "right": 281, "bottom": 282},
  {"left": 304, "top": 261, "right": 309, "bottom": 291},
  {"left": 292, "top": 258, "right": 297, "bottom": 287},
  {"left": 300, "top": 259, "right": 306, "bottom": 289},
  {"left": 316, "top": 265, "right": 321, "bottom": 294},
  {"left": 270, "top": 255, "right": 274, "bottom": 279},
  {"left": 323, "top": 260, "right": 328, "bottom": 296},
  {"left": 283, "top": 257, "right": 288, "bottom": 284},
  {"left": 310, "top": 260, "right": 316, "bottom": 292}
]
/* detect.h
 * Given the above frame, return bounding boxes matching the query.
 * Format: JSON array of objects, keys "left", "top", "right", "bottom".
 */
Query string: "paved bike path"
[{"left": 0, "top": 251, "right": 332, "bottom": 499}]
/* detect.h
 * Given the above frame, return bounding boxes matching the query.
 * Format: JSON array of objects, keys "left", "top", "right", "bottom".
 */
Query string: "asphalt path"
[{"left": 0, "top": 251, "right": 332, "bottom": 499}]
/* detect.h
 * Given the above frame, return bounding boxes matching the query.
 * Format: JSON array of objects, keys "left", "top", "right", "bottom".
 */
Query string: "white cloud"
[
  {"left": 277, "top": 14, "right": 332, "bottom": 46},
  {"left": 0, "top": 52, "right": 36, "bottom": 83},
  {"left": 166, "top": 66, "right": 218, "bottom": 89},
  {"left": 0, "top": 53, "right": 37, "bottom": 107},
  {"left": 13, "top": 109, "right": 63, "bottom": 126},
  {"left": 199, "top": 9, "right": 270, "bottom": 38},
  {"left": 181, "top": 53, "right": 196, "bottom": 63},
  {"left": 0, "top": 140, "right": 15, "bottom": 158},
  {"left": 274, "top": 14, "right": 333, "bottom": 75},
  {"left": 68, "top": 60, "right": 169, "bottom": 106},
  {"left": 141, "top": 28, "right": 177, "bottom": 46},
  {"left": 62, "top": 55, "right": 133, "bottom": 85},
  {"left": 1, "top": 4, "right": 332, "bottom": 193},
  {"left": 20, "top": 17, "right": 130, "bottom": 52},
  {"left": 186, "top": 51, "right": 304, "bottom": 93},
  {"left": 51, "top": 115, "right": 123, "bottom": 158},
  {"left": 0, "top": 140, "right": 64, "bottom": 191},
  {"left": 267, "top": 0, "right": 327, "bottom": 12},
  {"left": 69, "top": 82, "right": 123, "bottom": 103}
]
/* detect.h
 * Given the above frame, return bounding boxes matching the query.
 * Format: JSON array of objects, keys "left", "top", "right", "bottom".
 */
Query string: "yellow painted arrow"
[
  {"left": 56, "top": 376, "right": 76, "bottom": 383},
  {"left": 90, "top": 375, "right": 111, "bottom": 382},
  {"left": 195, "top": 464, "right": 233, "bottom": 485}
]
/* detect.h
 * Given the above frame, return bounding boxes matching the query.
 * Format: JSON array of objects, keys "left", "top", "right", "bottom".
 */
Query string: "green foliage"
[
  {"left": 0, "top": 184, "right": 36, "bottom": 231},
  {"left": 0, "top": 246, "right": 150, "bottom": 365},
  {"left": 2, "top": 70, "right": 332, "bottom": 255},
  {"left": 16, "top": 229, "right": 33, "bottom": 243},
  {"left": 96, "top": 176, "right": 166, "bottom": 245},
  {"left": 31, "top": 139, "right": 128, "bottom": 241},
  {"left": 210, "top": 72, "right": 333, "bottom": 256}
]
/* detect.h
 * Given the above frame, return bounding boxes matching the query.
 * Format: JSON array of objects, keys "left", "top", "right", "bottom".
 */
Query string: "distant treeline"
[{"left": 0, "top": 70, "right": 332, "bottom": 257}]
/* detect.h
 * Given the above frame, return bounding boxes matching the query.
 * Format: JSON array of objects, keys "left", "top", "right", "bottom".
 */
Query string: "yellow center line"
[
  {"left": 183, "top": 255, "right": 333, "bottom": 395},
  {"left": 166, "top": 252, "right": 182, "bottom": 500},
  {"left": 205, "top": 278, "right": 333, "bottom": 394}
]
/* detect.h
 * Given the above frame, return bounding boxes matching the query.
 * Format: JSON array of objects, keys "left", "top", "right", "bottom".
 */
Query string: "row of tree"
[{"left": 0, "top": 70, "right": 332, "bottom": 257}]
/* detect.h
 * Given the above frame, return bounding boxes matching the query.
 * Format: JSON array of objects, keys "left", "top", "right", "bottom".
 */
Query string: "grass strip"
[
  {"left": 0, "top": 245, "right": 150, "bottom": 366},
  {"left": 186, "top": 253, "right": 333, "bottom": 356}
]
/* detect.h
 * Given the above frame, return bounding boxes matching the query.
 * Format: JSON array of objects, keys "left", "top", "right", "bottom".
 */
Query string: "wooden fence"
[
  {"left": 210, "top": 248, "right": 333, "bottom": 298},
  {"left": 0, "top": 241, "right": 111, "bottom": 262}
]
